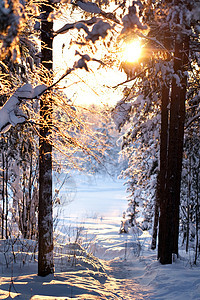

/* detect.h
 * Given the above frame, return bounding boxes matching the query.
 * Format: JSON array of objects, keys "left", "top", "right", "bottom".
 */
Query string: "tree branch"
[
  {"left": 112, "top": 67, "right": 149, "bottom": 88},
  {"left": 185, "top": 113, "right": 200, "bottom": 129}
]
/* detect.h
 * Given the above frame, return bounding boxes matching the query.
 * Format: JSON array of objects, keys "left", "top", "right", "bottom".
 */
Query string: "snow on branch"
[
  {"left": 55, "top": 0, "right": 147, "bottom": 45},
  {"left": 55, "top": 16, "right": 112, "bottom": 43},
  {"left": 72, "top": 0, "right": 121, "bottom": 24},
  {"left": 0, "top": 57, "right": 105, "bottom": 134},
  {"left": 55, "top": 0, "right": 121, "bottom": 39},
  {"left": 86, "top": 19, "right": 112, "bottom": 43},
  {"left": 0, "top": 84, "right": 46, "bottom": 133},
  {"left": 54, "top": 17, "right": 98, "bottom": 36},
  {"left": 75, "top": 0, "right": 101, "bottom": 14},
  {"left": 73, "top": 50, "right": 105, "bottom": 70}
]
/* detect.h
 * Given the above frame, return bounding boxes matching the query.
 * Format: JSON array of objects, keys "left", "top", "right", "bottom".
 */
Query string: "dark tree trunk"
[
  {"left": 186, "top": 158, "right": 191, "bottom": 253},
  {"left": 27, "top": 151, "right": 33, "bottom": 238},
  {"left": 5, "top": 157, "right": 8, "bottom": 239},
  {"left": 194, "top": 165, "right": 199, "bottom": 264},
  {"left": 173, "top": 35, "right": 189, "bottom": 255},
  {"left": 151, "top": 189, "right": 159, "bottom": 250},
  {"left": 38, "top": 1, "right": 54, "bottom": 277},
  {"left": 22, "top": 168, "right": 27, "bottom": 238},
  {"left": 1, "top": 152, "right": 5, "bottom": 239},
  {"left": 157, "top": 83, "right": 170, "bottom": 258},
  {"left": 158, "top": 33, "right": 189, "bottom": 264}
]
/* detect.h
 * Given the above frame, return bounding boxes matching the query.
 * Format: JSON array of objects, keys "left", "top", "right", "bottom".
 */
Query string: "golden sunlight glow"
[{"left": 123, "top": 40, "right": 142, "bottom": 63}]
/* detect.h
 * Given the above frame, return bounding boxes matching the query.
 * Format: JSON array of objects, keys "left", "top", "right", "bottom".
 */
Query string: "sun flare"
[{"left": 123, "top": 40, "right": 142, "bottom": 63}]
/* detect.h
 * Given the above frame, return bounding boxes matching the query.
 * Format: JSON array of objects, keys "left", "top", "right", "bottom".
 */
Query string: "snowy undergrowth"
[
  {"left": 0, "top": 238, "right": 141, "bottom": 299},
  {"left": 0, "top": 235, "right": 199, "bottom": 299}
]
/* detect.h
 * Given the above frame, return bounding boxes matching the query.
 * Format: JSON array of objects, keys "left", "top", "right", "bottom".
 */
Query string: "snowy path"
[
  {"left": 0, "top": 174, "right": 200, "bottom": 299},
  {"left": 103, "top": 259, "right": 153, "bottom": 300}
]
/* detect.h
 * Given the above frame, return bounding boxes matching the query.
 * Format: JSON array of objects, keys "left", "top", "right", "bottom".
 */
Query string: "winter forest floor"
[{"left": 0, "top": 174, "right": 200, "bottom": 299}]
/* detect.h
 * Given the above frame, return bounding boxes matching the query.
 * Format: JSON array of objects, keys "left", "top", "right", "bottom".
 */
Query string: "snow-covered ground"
[{"left": 0, "top": 174, "right": 200, "bottom": 299}]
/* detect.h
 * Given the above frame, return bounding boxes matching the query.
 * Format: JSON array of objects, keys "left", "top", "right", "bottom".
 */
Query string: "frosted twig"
[
  {"left": 38, "top": 68, "right": 75, "bottom": 97},
  {"left": 112, "top": 67, "right": 149, "bottom": 88}
]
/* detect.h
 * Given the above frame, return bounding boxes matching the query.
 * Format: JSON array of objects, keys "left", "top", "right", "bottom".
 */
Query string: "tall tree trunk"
[
  {"left": 158, "top": 33, "right": 189, "bottom": 264},
  {"left": 157, "top": 32, "right": 170, "bottom": 259},
  {"left": 22, "top": 168, "right": 27, "bottom": 238},
  {"left": 38, "top": 1, "right": 54, "bottom": 277},
  {"left": 173, "top": 35, "right": 189, "bottom": 255},
  {"left": 1, "top": 152, "right": 5, "bottom": 239},
  {"left": 151, "top": 188, "right": 159, "bottom": 250},
  {"left": 194, "top": 166, "right": 199, "bottom": 264},
  {"left": 27, "top": 151, "right": 33, "bottom": 238},
  {"left": 157, "top": 83, "right": 170, "bottom": 258},
  {"left": 186, "top": 157, "right": 191, "bottom": 253},
  {"left": 5, "top": 157, "right": 8, "bottom": 239}
]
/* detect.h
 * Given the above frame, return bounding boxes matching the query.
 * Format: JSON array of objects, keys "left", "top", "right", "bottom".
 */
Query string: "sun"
[{"left": 122, "top": 40, "right": 142, "bottom": 63}]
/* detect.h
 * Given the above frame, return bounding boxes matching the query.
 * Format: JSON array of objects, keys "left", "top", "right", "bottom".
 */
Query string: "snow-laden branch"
[
  {"left": 54, "top": 0, "right": 148, "bottom": 48},
  {"left": 54, "top": 17, "right": 99, "bottom": 36},
  {"left": 75, "top": 0, "right": 101, "bottom": 13},
  {"left": 0, "top": 84, "right": 46, "bottom": 133},
  {"left": 55, "top": 16, "right": 113, "bottom": 43},
  {"left": 73, "top": 0, "right": 121, "bottom": 24},
  {"left": 74, "top": 50, "right": 105, "bottom": 71},
  {"left": 54, "top": 0, "right": 121, "bottom": 41},
  {"left": 0, "top": 67, "right": 81, "bottom": 134},
  {"left": 0, "top": 53, "right": 105, "bottom": 133}
]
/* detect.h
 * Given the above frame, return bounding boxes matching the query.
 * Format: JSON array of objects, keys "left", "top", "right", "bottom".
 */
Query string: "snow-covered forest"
[{"left": 0, "top": 0, "right": 199, "bottom": 299}]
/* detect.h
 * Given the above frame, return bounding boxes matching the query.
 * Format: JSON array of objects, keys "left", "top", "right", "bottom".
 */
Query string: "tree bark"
[
  {"left": 158, "top": 33, "right": 189, "bottom": 264},
  {"left": 194, "top": 167, "right": 199, "bottom": 264},
  {"left": 173, "top": 35, "right": 189, "bottom": 255},
  {"left": 5, "top": 157, "right": 8, "bottom": 239},
  {"left": 1, "top": 152, "right": 5, "bottom": 239},
  {"left": 157, "top": 30, "right": 170, "bottom": 260},
  {"left": 157, "top": 83, "right": 170, "bottom": 259},
  {"left": 38, "top": 1, "right": 54, "bottom": 277},
  {"left": 151, "top": 190, "right": 159, "bottom": 250},
  {"left": 186, "top": 157, "right": 191, "bottom": 253}
]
